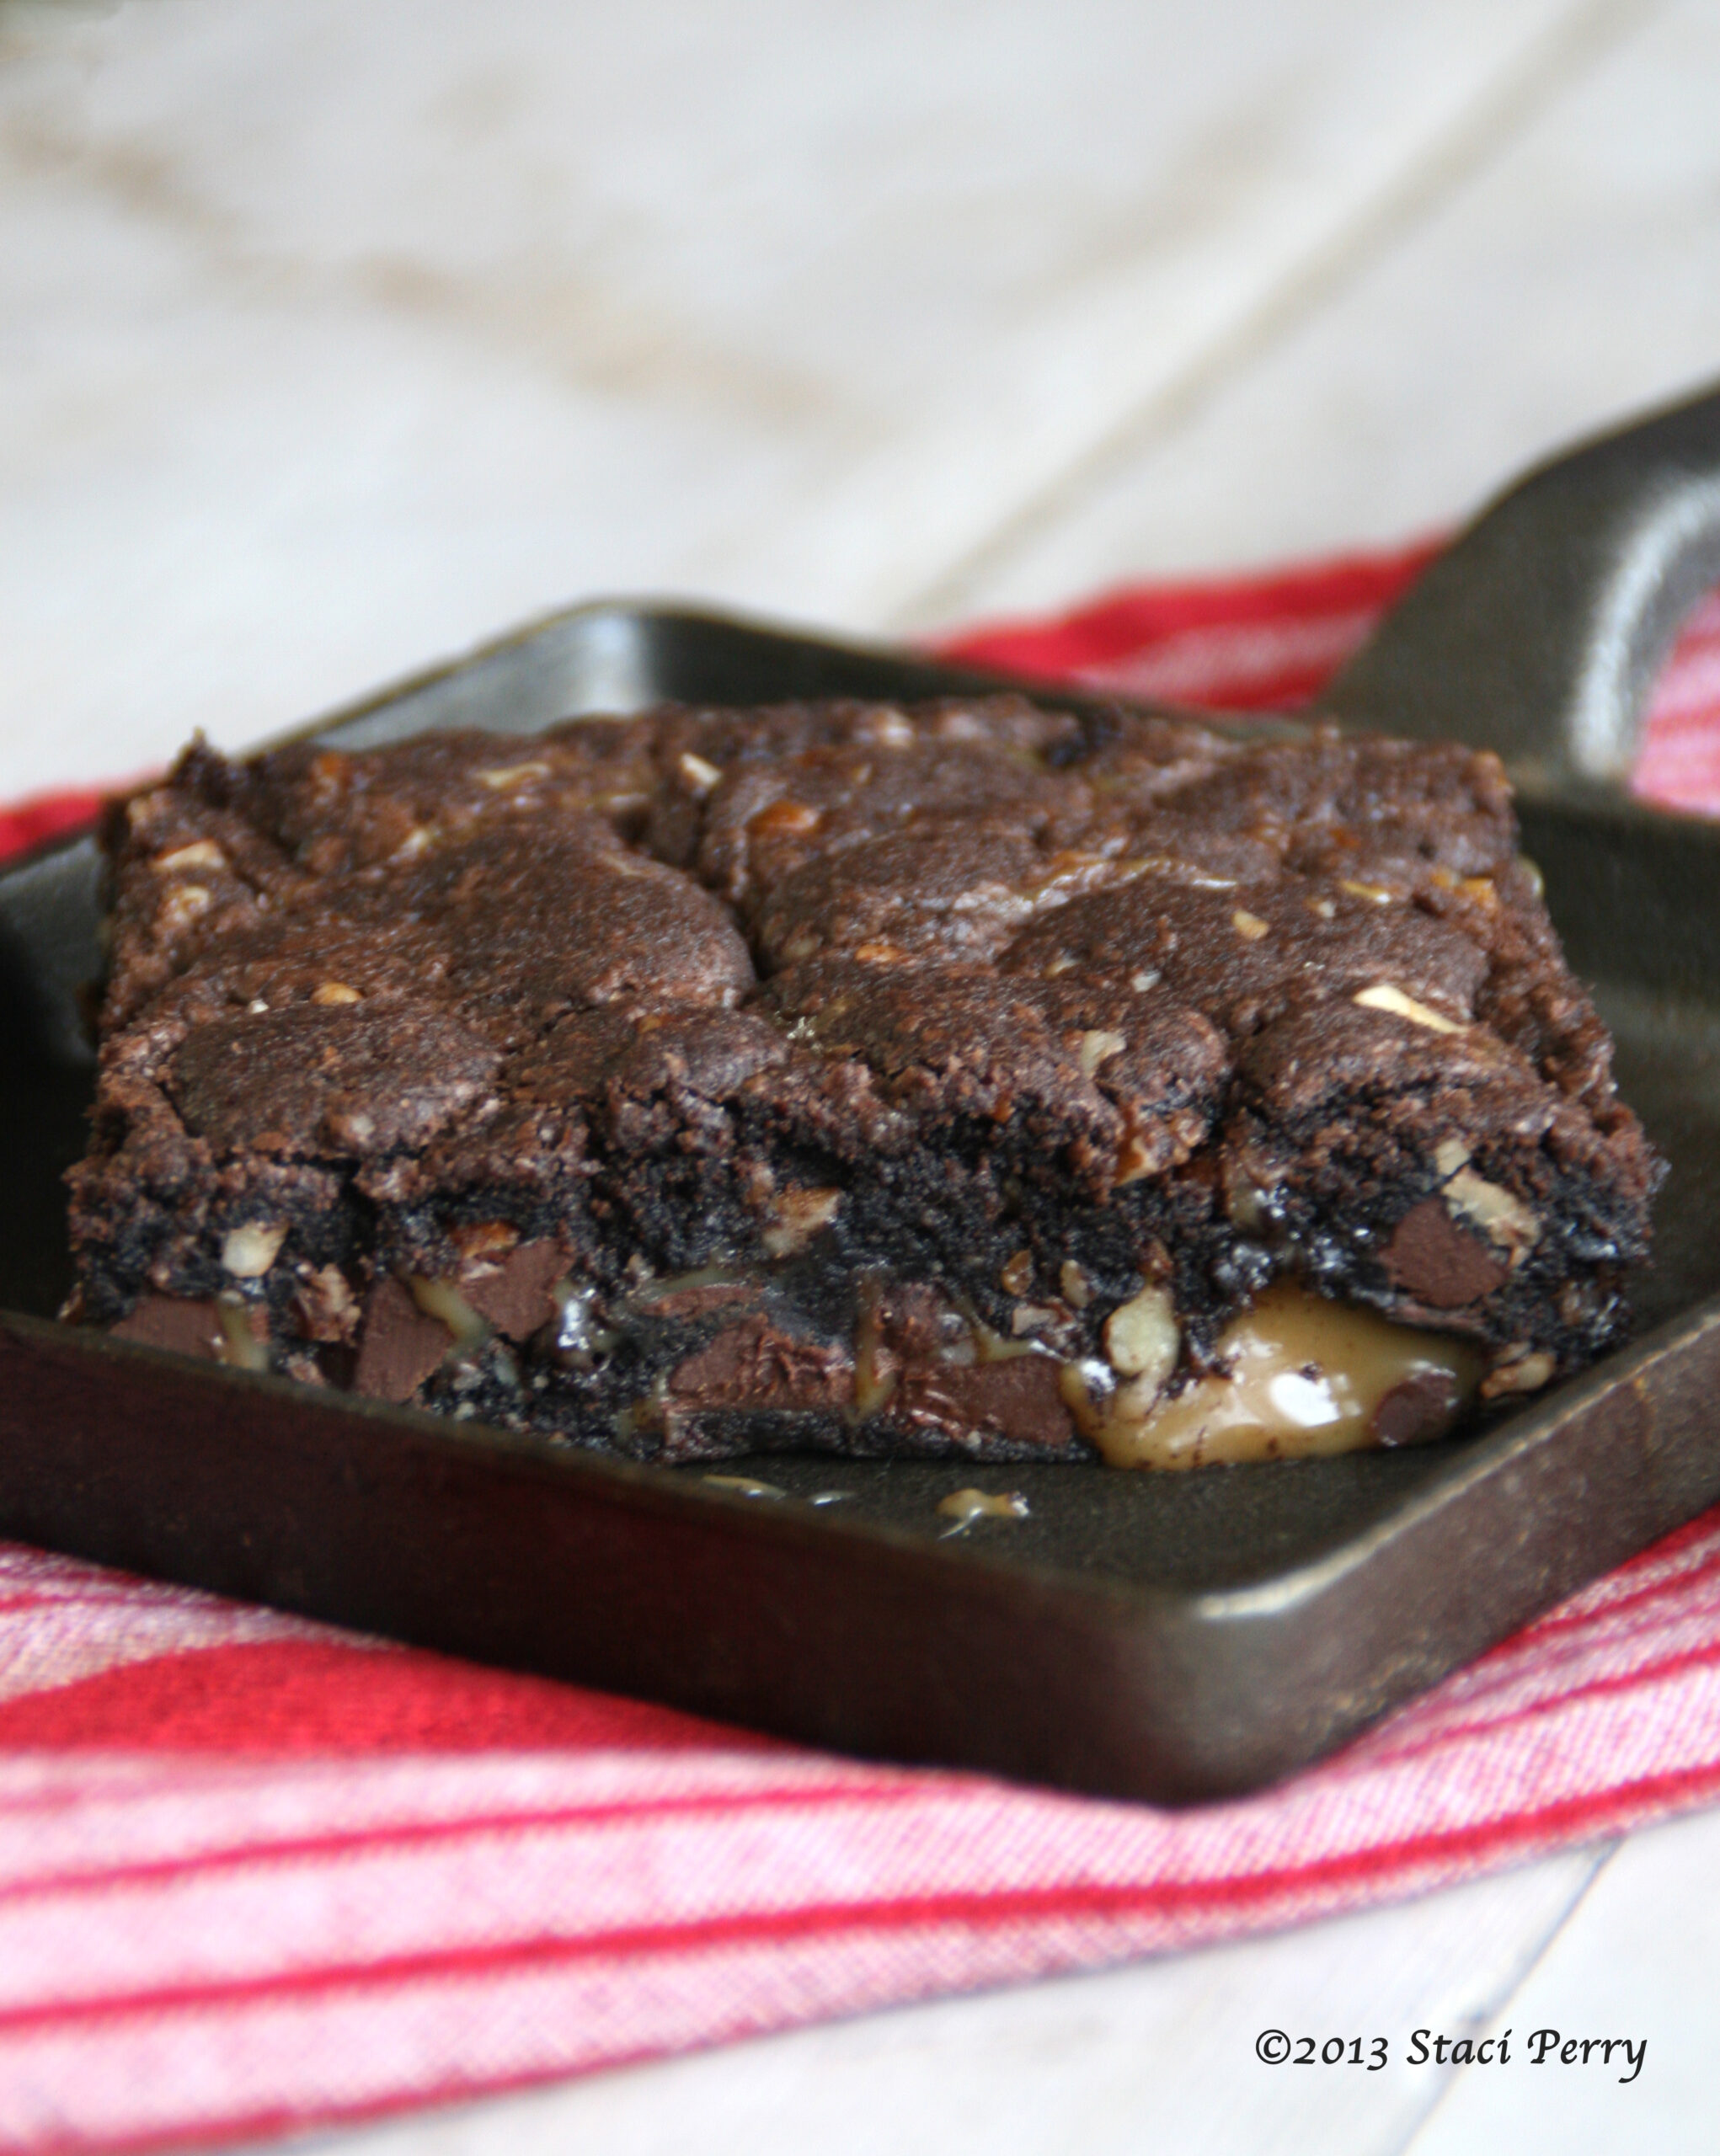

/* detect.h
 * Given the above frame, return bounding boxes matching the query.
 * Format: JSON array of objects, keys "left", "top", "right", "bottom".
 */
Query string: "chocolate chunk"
[
  {"left": 460, "top": 1240, "right": 565, "bottom": 1339},
  {"left": 110, "top": 1294, "right": 225, "bottom": 1359},
  {"left": 1369, "top": 1368, "right": 1464, "bottom": 1448},
  {"left": 666, "top": 1314, "right": 852, "bottom": 1413},
  {"left": 895, "top": 1356, "right": 1077, "bottom": 1452},
  {"left": 352, "top": 1276, "right": 450, "bottom": 1403},
  {"left": 1382, "top": 1200, "right": 1509, "bottom": 1309}
]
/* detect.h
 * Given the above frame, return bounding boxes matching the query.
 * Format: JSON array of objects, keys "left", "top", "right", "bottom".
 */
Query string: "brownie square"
[{"left": 67, "top": 696, "right": 1660, "bottom": 1468}]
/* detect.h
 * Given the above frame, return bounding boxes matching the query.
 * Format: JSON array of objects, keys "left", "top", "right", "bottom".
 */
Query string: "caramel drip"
[{"left": 1087, "top": 1283, "right": 1482, "bottom": 1470}]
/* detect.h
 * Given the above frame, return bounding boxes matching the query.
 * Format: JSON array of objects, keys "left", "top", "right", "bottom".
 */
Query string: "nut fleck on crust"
[{"left": 67, "top": 698, "right": 1661, "bottom": 1466}]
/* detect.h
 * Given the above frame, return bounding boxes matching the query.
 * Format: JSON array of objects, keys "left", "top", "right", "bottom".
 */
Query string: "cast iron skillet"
[{"left": 3, "top": 382, "right": 1720, "bottom": 1803}]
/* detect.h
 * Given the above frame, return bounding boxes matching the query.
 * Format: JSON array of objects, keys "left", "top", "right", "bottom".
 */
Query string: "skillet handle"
[{"left": 1322, "top": 380, "right": 1720, "bottom": 785}]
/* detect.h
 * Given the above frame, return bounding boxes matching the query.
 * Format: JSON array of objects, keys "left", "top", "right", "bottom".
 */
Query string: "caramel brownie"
[{"left": 65, "top": 696, "right": 1660, "bottom": 1469}]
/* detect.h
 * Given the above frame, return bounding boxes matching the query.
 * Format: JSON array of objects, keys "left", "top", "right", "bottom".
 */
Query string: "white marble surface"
[
  {"left": 0, "top": 0, "right": 1607, "bottom": 796},
  {"left": 937, "top": 0, "right": 1720, "bottom": 622},
  {"left": 5, "top": 1, "right": 1720, "bottom": 2149}
]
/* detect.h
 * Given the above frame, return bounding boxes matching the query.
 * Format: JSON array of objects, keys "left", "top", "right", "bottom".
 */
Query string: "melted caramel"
[
  {"left": 937, "top": 1487, "right": 1029, "bottom": 1535},
  {"left": 702, "top": 1475, "right": 787, "bottom": 1500},
  {"left": 214, "top": 1294, "right": 270, "bottom": 1373},
  {"left": 1084, "top": 1283, "right": 1482, "bottom": 1470}
]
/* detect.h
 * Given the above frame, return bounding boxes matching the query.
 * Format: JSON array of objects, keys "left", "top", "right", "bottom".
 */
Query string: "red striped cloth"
[
  {"left": 943, "top": 540, "right": 1720, "bottom": 814},
  {"left": 5, "top": 543, "right": 1720, "bottom": 2153}
]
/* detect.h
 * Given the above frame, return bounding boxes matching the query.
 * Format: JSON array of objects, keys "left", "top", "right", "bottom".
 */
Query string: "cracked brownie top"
[{"left": 67, "top": 694, "right": 1660, "bottom": 1469}]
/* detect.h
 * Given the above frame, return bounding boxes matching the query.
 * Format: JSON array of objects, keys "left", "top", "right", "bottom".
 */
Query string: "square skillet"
[{"left": 5, "top": 383, "right": 1720, "bottom": 1805}]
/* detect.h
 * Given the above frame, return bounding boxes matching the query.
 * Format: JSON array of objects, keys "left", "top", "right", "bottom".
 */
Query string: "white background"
[{"left": 4, "top": 1, "right": 1719, "bottom": 2148}]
